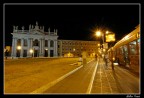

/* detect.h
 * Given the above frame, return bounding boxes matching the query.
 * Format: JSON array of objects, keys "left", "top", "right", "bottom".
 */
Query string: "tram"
[{"left": 107, "top": 24, "right": 140, "bottom": 74}]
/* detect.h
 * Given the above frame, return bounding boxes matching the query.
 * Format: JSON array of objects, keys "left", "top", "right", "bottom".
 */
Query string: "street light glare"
[
  {"left": 95, "top": 31, "right": 101, "bottom": 37},
  {"left": 106, "top": 31, "right": 109, "bottom": 34}
]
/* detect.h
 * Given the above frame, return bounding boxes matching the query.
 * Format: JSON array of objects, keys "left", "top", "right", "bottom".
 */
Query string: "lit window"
[{"left": 129, "top": 40, "right": 137, "bottom": 55}]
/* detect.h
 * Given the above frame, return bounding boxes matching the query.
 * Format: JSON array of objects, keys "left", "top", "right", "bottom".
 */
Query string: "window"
[
  {"left": 123, "top": 45, "right": 128, "bottom": 56},
  {"left": 129, "top": 40, "right": 137, "bottom": 55},
  {"left": 24, "top": 39, "right": 27, "bottom": 46},
  {"left": 119, "top": 46, "right": 123, "bottom": 55},
  {"left": 45, "top": 40, "right": 48, "bottom": 47},
  {"left": 50, "top": 40, "right": 54, "bottom": 47},
  {"left": 33, "top": 39, "right": 39, "bottom": 46},
  {"left": 17, "top": 39, "right": 21, "bottom": 46},
  {"left": 137, "top": 38, "right": 140, "bottom": 54}
]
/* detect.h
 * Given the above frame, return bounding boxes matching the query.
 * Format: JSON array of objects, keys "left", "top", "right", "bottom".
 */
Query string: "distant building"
[
  {"left": 58, "top": 40, "right": 99, "bottom": 57},
  {"left": 10, "top": 21, "right": 100, "bottom": 58}
]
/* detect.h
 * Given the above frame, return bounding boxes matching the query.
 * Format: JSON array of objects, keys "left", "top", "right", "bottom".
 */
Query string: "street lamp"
[{"left": 95, "top": 31, "right": 105, "bottom": 48}]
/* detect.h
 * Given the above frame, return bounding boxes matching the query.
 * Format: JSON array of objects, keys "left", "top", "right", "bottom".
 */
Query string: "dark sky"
[{"left": 4, "top": 4, "right": 140, "bottom": 46}]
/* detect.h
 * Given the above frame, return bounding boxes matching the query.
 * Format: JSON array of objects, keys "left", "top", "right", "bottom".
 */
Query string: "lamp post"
[{"left": 105, "top": 32, "right": 116, "bottom": 70}]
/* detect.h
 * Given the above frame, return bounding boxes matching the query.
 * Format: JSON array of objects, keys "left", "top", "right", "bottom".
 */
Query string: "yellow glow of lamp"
[
  {"left": 73, "top": 48, "right": 75, "bottom": 51},
  {"left": 95, "top": 31, "right": 101, "bottom": 37},
  {"left": 17, "top": 46, "right": 21, "bottom": 50},
  {"left": 30, "top": 49, "right": 33, "bottom": 53}
]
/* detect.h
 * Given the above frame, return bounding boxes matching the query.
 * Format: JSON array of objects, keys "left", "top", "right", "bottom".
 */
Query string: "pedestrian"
[
  {"left": 95, "top": 54, "right": 97, "bottom": 61},
  {"left": 5, "top": 49, "right": 9, "bottom": 60},
  {"left": 104, "top": 53, "right": 109, "bottom": 69}
]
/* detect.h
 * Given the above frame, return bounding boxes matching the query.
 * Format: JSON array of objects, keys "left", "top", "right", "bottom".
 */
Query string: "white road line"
[
  {"left": 30, "top": 65, "right": 83, "bottom": 94},
  {"left": 69, "top": 59, "right": 94, "bottom": 66},
  {"left": 86, "top": 58, "right": 99, "bottom": 94},
  {"left": 87, "top": 59, "right": 95, "bottom": 64},
  {"left": 69, "top": 62, "right": 77, "bottom": 65}
]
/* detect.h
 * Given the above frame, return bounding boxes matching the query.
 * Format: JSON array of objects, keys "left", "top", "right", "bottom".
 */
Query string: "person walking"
[{"left": 104, "top": 53, "right": 109, "bottom": 69}]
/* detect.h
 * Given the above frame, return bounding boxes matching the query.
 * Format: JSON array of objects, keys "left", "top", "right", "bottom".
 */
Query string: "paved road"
[{"left": 43, "top": 59, "right": 97, "bottom": 94}]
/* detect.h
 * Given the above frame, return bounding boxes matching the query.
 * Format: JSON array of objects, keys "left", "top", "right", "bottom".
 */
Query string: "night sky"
[{"left": 4, "top": 4, "right": 140, "bottom": 46}]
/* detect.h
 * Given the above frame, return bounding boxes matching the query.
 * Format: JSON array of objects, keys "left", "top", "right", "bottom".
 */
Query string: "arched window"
[{"left": 50, "top": 40, "right": 54, "bottom": 47}]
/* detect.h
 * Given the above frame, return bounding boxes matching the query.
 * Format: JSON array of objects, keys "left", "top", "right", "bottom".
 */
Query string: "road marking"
[
  {"left": 69, "top": 62, "right": 77, "bottom": 65},
  {"left": 87, "top": 59, "right": 94, "bottom": 64},
  {"left": 86, "top": 59, "right": 99, "bottom": 94},
  {"left": 30, "top": 65, "right": 83, "bottom": 94},
  {"left": 69, "top": 59, "right": 94, "bottom": 66}
]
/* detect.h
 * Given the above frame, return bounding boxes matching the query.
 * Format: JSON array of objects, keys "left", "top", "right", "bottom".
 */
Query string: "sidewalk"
[{"left": 91, "top": 57, "right": 140, "bottom": 94}]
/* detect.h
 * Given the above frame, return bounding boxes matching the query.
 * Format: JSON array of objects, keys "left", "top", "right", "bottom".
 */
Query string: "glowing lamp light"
[
  {"left": 17, "top": 46, "right": 21, "bottom": 50},
  {"left": 106, "top": 31, "right": 109, "bottom": 34},
  {"left": 73, "top": 48, "right": 75, "bottom": 51},
  {"left": 95, "top": 31, "right": 101, "bottom": 37},
  {"left": 30, "top": 49, "right": 33, "bottom": 53},
  {"left": 103, "top": 49, "right": 106, "bottom": 52},
  {"left": 113, "top": 57, "right": 115, "bottom": 61}
]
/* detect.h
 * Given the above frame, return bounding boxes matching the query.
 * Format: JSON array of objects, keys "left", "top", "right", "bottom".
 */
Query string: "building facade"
[
  {"left": 10, "top": 22, "right": 100, "bottom": 58},
  {"left": 58, "top": 40, "right": 100, "bottom": 57},
  {"left": 11, "top": 22, "right": 58, "bottom": 58}
]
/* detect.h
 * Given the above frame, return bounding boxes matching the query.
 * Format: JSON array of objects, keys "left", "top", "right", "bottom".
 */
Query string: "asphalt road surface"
[{"left": 43, "top": 59, "right": 97, "bottom": 94}]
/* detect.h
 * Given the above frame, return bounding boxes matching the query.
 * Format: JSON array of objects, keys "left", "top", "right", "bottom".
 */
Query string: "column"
[
  {"left": 27, "top": 38, "right": 32, "bottom": 57},
  {"left": 48, "top": 39, "right": 50, "bottom": 57},
  {"left": 20, "top": 38, "right": 24, "bottom": 57},
  {"left": 40, "top": 38, "right": 44, "bottom": 57},
  {"left": 14, "top": 38, "right": 17, "bottom": 57},
  {"left": 39, "top": 38, "right": 42, "bottom": 56},
  {"left": 41, "top": 39, "right": 44, "bottom": 57},
  {"left": 54, "top": 40, "right": 58, "bottom": 57},
  {"left": 11, "top": 38, "right": 16, "bottom": 57}
]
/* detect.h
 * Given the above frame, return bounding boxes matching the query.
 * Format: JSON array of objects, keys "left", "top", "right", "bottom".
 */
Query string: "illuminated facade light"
[
  {"left": 17, "top": 46, "right": 21, "bottom": 50},
  {"left": 112, "top": 57, "right": 115, "bottom": 61},
  {"left": 73, "top": 48, "right": 75, "bottom": 51},
  {"left": 30, "top": 49, "right": 33, "bottom": 53}
]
